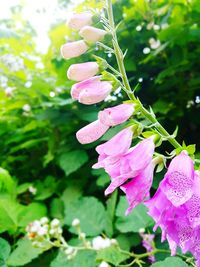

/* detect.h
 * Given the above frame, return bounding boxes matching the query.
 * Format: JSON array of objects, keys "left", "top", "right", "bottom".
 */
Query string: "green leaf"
[
  {"left": 186, "top": 144, "right": 196, "bottom": 155},
  {"left": 0, "top": 238, "right": 11, "bottom": 267},
  {"left": 7, "top": 239, "right": 43, "bottom": 266},
  {"left": 18, "top": 202, "right": 47, "bottom": 227},
  {"left": 59, "top": 150, "right": 89, "bottom": 176},
  {"left": 105, "top": 190, "right": 118, "bottom": 237},
  {"left": 0, "top": 168, "right": 15, "bottom": 196},
  {"left": 151, "top": 256, "right": 189, "bottom": 267},
  {"left": 96, "top": 246, "right": 130, "bottom": 266},
  {"left": 50, "top": 250, "right": 96, "bottom": 267},
  {"left": 115, "top": 197, "right": 153, "bottom": 233},
  {"left": 64, "top": 197, "right": 106, "bottom": 236},
  {"left": 50, "top": 198, "right": 64, "bottom": 220},
  {"left": 0, "top": 198, "right": 20, "bottom": 233}
]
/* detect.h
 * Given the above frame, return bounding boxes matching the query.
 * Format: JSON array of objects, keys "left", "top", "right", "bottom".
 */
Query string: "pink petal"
[
  {"left": 76, "top": 120, "right": 109, "bottom": 144},
  {"left": 98, "top": 104, "right": 134, "bottom": 126},
  {"left": 161, "top": 151, "right": 195, "bottom": 206}
]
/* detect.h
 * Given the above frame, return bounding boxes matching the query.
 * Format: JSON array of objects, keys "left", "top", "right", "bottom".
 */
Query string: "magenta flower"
[
  {"left": 160, "top": 151, "right": 195, "bottom": 206},
  {"left": 98, "top": 104, "right": 134, "bottom": 127},
  {"left": 104, "top": 137, "right": 155, "bottom": 195},
  {"left": 76, "top": 120, "right": 109, "bottom": 144},
  {"left": 71, "top": 76, "right": 112, "bottom": 105},
  {"left": 145, "top": 153, "right": 200, "bottom": 264},
  {"left": 139, "top": 231, "right": 156, "bottom": 263},
  {"left": 121, "top": 161, "right": 155, "bottom": 215}
]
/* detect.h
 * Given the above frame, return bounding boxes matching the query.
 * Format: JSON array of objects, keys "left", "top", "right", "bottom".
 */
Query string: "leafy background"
[{"left": 0, "top": 0, "right": 200, "bottom": 266}]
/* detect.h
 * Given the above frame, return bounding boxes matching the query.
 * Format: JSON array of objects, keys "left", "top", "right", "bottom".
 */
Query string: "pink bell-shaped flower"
[
  {"left": 60, "top": 40, "right": 88, "bottom": 59},
  {"left": 66, "top": 12, "right": 93, "bottom": 30},
  {"left": 76, "top": 120, "right": 109, "bottom": 144},
  {"left": 67, "top": 62, "right": 99, "bottom": 81},
  {"left": 71, "top": 76, "right": 112, "bottom": 105},
  {"left": 98, "top": 103, "right": 134, "bottom": 126},
  {"left": 79, "top": 26, "right": 107, "bottom": 43}
]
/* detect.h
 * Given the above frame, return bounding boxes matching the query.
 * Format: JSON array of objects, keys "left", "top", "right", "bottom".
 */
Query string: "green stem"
[{"left": 106, "top": 0, "right": 182, "bottom": 150}]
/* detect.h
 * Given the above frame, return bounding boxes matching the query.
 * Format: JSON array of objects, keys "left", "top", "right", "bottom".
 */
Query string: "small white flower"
[
  {"left": 149, "top": 38, "right": 161, "bottom": 49},
  {"left": 65, "top": 247, "right": 74, "bottom": 255},
  {"left": 28, "top": 185, "right": 37, "bottom": 195},
  {"left": 138, "top": 77, "right": 143, "bottom": 83},
  {"left": 143, "top": 47, "right": 151, "bottom": 54},
  {"left": 25, "top": 81, "right": 32, "bottom": 88},
  {"left": 146, "top": 22, "right": 154, "bottom": 30},
  {"left": 37, "top": 227, "right": 48, "bottom": 236},
  {"left": 49, "top": 91, "right": 55, "bottom": 97},
  {"left": 51, "top": 218, "right": 60, "bottom": 228},
  {"left": 136, "top": 25, "right": 142, "bottom": 31},
  {"left": 23, "top": 104, "right": 31, "bottom": 112},
  {"left": 92, "top": 236, "right": 111, "bottom": 250},
  {"left": 57, "top": 228, "right": 63, "bottom": 234},
  {"left": 72, "top": 218, "right": 80, "bottom": 227},
  {"left": 139, "top": 228, "right": 145, "bottom": 234},
  {"left": 110, "top": 239, "right": 118, "bottom": 245},
  {"left": 153, "top": 24, "right": 160, "bottom": 31},
  {"left": 99, "top": 261, "right": 110, "bottom": 267},
  {"left": 40, "top": 217, "right": 49, "bottom": 225},
  {"left": 35, "top": 62, "right": 44, "bottom": 69},
  {"left": 49, "top": 229, "right": 56, "bottom": 235}
]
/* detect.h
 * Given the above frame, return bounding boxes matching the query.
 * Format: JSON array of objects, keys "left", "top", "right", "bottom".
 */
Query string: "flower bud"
[
  {"left": 99, "top": 262, "right": 110, "bottom": 267},
  {"left": 51, "top": 218, "right": 60, "bottom": 228},
  {"left": 67, "top": 12, "right": 93, "bottom": 30},
  {"left": 67, "top": 62, "right": 99, "bottom": 81},
  {"left": 60, "top": 40, "right": 88, "bottom": 59},
  {"left": 76, "top": 120, "right": 109, "bottom": 144},
  {"left": 71, "top": 76, "right": 112, "bottom": 105},
  {"left": 72, "top": 218, "right": 80, "bottom": 227},
  {"left": 79, "top": 26, "right": 107, "bottom": 43},
  {"left": 40, "top": 217, "right": 48, "bottom": 225},
  {"left": 98, "top": 103, "right": 134, "bottom": 126}
]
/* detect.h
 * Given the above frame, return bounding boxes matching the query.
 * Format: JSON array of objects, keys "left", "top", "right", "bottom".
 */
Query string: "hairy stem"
[{"left": 106, "top": 0, "right": 182, "bottom": 150}]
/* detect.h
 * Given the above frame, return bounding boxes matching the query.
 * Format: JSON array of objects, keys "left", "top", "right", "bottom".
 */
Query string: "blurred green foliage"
[{"left": 0, "top": 0, "right": 199, "bottom": 266}]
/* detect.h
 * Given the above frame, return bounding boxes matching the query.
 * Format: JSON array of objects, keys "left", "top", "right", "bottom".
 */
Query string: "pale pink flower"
[
  {"left": 98, "top": 104, "right": 134, "bottom": 126},
  {"left": 60, "top": 40, "right": 88, "bottom": 59},
  {"left": 79, "top": 26, "right": 107, "bottom": 43},
  {"left": 71, "top": 76, "right": 112, "bottom": 105},
  {"left": 66, "top": 12, "right": 93, "bottom": 30},
  {"left": 76, "top": 120, "right": 109, "bottom": 144},
  {"left": 67, "top": 62, "right": 99, "bottom": 81}
]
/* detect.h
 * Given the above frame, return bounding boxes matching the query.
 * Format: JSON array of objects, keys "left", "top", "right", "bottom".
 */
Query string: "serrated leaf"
[
  {"left": 96, "top": 246, "right": 130, "bottom": 266},
  {"left": 7, "top": 239, "right": 43, "bottom": 266},
  {"left": 115, "top": 197, "right": 153, "bottom": 233},
  {"left": 151, "top": 256, "right": 189, "bottom": 267},
  {"left": 18, "top": 202, "right": 47, "bottom": 227},
  {"left": 59, "top": 150, "right": 89, "bottom": 176},
  {"left": 64, "top": 197, "right": 106, "bottom": 236}
]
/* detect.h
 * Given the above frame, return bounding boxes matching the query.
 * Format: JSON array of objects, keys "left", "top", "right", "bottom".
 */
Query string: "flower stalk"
[{"left": 105, "top": 0, "right": 182, "bottom": 150}]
